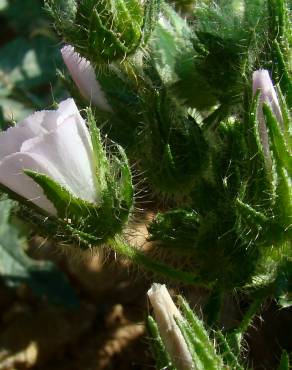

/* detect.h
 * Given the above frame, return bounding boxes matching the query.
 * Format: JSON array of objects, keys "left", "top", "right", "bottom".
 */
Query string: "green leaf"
[
  {"left": 0, "top": 36, "right": 63, "bottom": 122},
  {"left": 0, "top": 36, "right": 61, "bottom": 91},
  {"left": 2, "top": 0, "right": 48, "bottom": 34},
  {"left": 0, "top": 0, "right": 7, "bottom": 11},
  {"left": 0, "top": 199, "right": 78, "bottom": 308}
]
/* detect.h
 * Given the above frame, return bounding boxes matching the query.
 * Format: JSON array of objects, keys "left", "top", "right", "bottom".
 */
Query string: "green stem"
[
  {"left": 109, "top": 236, "right": 206, "bottom": 286},
  {"left": 227, "top": 296, "right": 265, "bottom": 355},
  {"left": 237, "top": 296, "right": 264, "bottom": 334},
  {"left": 202, "top": 104, "right": 229, "bottom": 131},
  {"left": 204, "top": 287, "right": 224, "bottom": 327}
]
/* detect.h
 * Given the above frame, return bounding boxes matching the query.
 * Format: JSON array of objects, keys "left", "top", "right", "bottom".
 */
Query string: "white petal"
[
  {"left": 0, "top": 111, "right": 47, "bottom": 159},
  {"left": 252, "top": 69, "right": 283, "bottom": 124},
  {"left": 147, "top": 284, "right": 194, "bottom": 370},
  {"left": 21, "top": 114, "right": 97, "bottom": 203},
  {"left": 252, "top": 69, "right": 283, "bottom": 163},
  {"left": 61, "top": 45, "right": 112, "bottom": 112},
  {"left": 45, "top": 98, "right": 83, "bottom": 130},
  {"left": 0, "top": 152, "right": 57, "bottom": 215},
  {"left": 0, "top": 99, "right": 81, "bottom": 159}
]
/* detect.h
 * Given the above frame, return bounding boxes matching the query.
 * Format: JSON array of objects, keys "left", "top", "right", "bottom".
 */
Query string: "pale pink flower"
[
  {"left": 0, "top": 99, "right": 98, "bottom": 215},
  {"left": 61, "top": 45, "right": 112, "bottom": 112},
  {"left": 252, "top": 69, "right": 283, "bottom": 161}
]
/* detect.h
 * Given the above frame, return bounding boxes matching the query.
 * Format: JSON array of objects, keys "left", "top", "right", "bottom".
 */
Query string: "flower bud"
[
  {"left": 61, "top": 45, "right": 112, "bottom": 112},
  {"left": 147, "top": 283, "right": 193, "bottom": 370},
  {"left": 88, "top": 0, "right": 144, "bottom": 63},
  {"left": 235, "top": 69, "right": 291, "bottom": 249},
  {"left": 252, "top": 69, "right": 283, "bottom": 161},
  {"left": 48, "top": 0, "right": 157, "bottom": 64},
  {"left": 0, "top": 99, "right": 133, "bottom": 247}
]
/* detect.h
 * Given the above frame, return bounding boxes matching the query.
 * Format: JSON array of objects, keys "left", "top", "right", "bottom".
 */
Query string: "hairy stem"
[
  {"left": 227, "top": 296, "right": 265, "bottom": 355},
  {"left": 109, "top": 236, "right": 207, "bottom": 286}
]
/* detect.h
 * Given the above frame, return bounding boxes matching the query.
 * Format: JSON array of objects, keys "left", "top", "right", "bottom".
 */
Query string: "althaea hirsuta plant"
[
  {"left": 0, "top": 0, "right": 289, "bottom": 293},
  {"left": 0, "top": 1, "right": 291, "bottom": 367}
]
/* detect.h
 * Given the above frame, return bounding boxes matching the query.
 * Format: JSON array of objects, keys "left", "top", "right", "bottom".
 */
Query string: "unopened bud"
[
  {"left": 147, "top": 283, "right": 193, "bottom": 370},
  {"left": 61, "top": 45, "right": 112, "bottom": 112},
  {"left": 252, "top": 69, "right": 283, "bottom": 161}
]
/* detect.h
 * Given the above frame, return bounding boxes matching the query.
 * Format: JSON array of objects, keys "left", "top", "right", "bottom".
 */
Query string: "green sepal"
[
  {"left": 88, "top": 0, "right": 142, "bottom": 63},
  {"left": 146, "top": 316, "right": 174, "bottom": 370},
  {"left": 216, "top": 331, "right": 244, "bottom": 370},
  {"left": 268, "top": 0, "right": 291, "bottom": 45},
  {"left": 141, "top": 0, "right": 161, "bottom": 45},
  {"left": 276, "top": 83, "right": 292, "bottom": 144},
  {"left": 225, "top": 296, "right": 264, "bottom": 358},
  {"left": 233, "top": 94, "right": 270, "bottom": 246},
  {"left": 17, "top": 204, "right": 99, "bottom": 250},
  {"left": 148, "top": 209, "right": 200, "bottom": 252},
  {"left": 149, "top": 2, "right": 193, "bottom": 87},
  {"left": 272, "top": 258, "right": 292, "bottom": 308},
  {"left": 243, "top": 90, "right": 272, "bottom": 192},
  {"left": 277, "top": 351, "right": 290, "bottom": 370},
  {"left": 245, "top": 91, "right": 267, "bottom": 163},
  {"left": 173, "top": 0, "right": 269, "bottom": 109},
  {"left": 47, "top": 0, "right": 161, "bottom": 64},
  {"left": 178, "top": 296, "right": 221, "bottom": 363},
  {"left": 263, "top": 103, "right": 292, "bottom": 173},
  {"left": 262, "top": 103, "right": 292, "bottom": 233},
  {"left": 148, "top": 293, "right": 244, "bottom": 370},
  {"left": 109, "top": 144, "right": 134, "bottom": 208},
  {"left": 44, "top": 0, "right": 77, "bottom": 33},
  {"left": 86, "top": 107, "right": 109, "bottom": 191},
  {"left": 24, "top": 170, "right": 95, "bottom": 221},
  {"left": 176, "top": 296, "right": 224, "bottom": 370},
  {"left": 175, "top": 318, "right": 204, "bottom": 370},
  {"left": 235, "top": 199, "right": 269, "bottom": 226},
  {"left": 138, "top": 90, "right": 209, "bottom": 197},
  {"left": 268, "top": 0, "right": 292, "bottom": 107},
  {"left": 272, "top": 41, "right": 292, "bottom": 108},
  {"left": 25, "top": 169, "right": 132, "bottom": 246}
]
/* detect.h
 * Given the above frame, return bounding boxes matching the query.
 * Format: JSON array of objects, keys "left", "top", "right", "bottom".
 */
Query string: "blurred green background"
[{"left": 0, "top": 0, "right": 65, "bottom": 126}]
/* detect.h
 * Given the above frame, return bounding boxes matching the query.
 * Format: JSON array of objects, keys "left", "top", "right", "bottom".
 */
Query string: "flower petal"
[
  {"left": 252, "top": 69, "right": 283, "bottom": 163},
  {"left": 44, "top": 98, "right": 84, "bottom": 131},
  {"left": 61, "top": 45, "right": 112, "bottom": 112},
  {"left": 252, "top": 69, "right": 283, "bottom": 125},
  {"left": 0, "top": 111, "right": 47, "bottom": 159},
  {"left": 21, "top": 114, "right": 97, "bottom": 203},
  {"left": 0, "top": 99, "right": 81, "bottom": 159},
  {"left": 0, "top": 152, "right": 57, "bottom": 215}
]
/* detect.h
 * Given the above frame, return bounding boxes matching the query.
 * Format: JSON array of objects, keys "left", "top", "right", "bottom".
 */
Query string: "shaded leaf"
[{"left": 0, "top": 199, "right": 78, "bottom": 308}]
